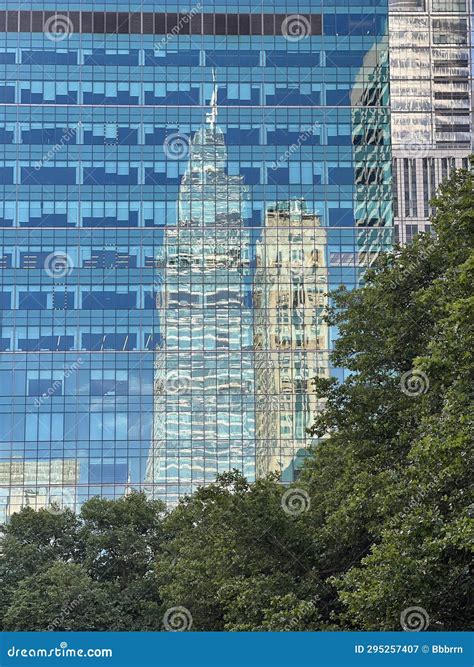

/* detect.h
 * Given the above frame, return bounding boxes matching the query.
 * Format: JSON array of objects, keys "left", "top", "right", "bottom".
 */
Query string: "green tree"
[
  {"left": 1, "top": 492, "right": 165, "bottom": 630},
  {"left": 79, "top": 492, "right": 165, "bottom": 630},
  {"left": 155, "top": 471, "right": 326, "bottom": 631},
  {"left": 333, "top": 167, "right": 473, "bottom": 630},
  {"left": 302, "top": 163, "right": 473, "bottom": 630},
  {"left": 3, "top": 562, "right": 116, "bottom": 631},
  {"left": 0, "top": 507, "right": 80, "bottom": 629}
]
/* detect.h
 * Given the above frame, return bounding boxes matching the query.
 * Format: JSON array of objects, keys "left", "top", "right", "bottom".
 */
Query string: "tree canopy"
[{"left": 0, "top": 493, "right": 165, "bottom": 631}]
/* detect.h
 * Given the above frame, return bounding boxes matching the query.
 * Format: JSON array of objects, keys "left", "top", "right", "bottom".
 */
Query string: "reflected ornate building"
[
  {"left": 147, "top": 87, "right": 255, "bottom": 504},
  {"left": 254, "top": 201, "right": 329, "bottom": 481},
  {"left": 0, "top": 459, "right": 78, "bottom": 522}
]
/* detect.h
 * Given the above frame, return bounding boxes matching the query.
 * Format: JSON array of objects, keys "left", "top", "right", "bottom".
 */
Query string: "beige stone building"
[{"left": 254, "top": 200, "right": 329, "bottom": 481}]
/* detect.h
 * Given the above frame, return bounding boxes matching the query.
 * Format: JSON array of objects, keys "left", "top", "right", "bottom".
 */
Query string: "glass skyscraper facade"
[{"left": 0, "top": 1, "right": 393, "bottom": 515}]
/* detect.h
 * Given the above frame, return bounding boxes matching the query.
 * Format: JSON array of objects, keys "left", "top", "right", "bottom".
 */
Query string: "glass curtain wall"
[{"left": 0, "top": 1, "right": 393, "bottom": 515}]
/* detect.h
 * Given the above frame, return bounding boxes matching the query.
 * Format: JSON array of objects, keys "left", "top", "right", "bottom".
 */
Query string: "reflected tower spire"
[
  {"left": 148, "top": 73, "right": 255, "bottom": 505},
  {"left": 206, "top": 68, "right": 218, "bottom": 130}
]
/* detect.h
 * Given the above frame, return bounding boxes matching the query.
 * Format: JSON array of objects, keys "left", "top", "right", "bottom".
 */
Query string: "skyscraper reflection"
[
  {"left": 254, "top": 201, "right": 329, "bottom": 481},
  {"left": 148, "top": 84, "right": 255, "bottom": 504}
]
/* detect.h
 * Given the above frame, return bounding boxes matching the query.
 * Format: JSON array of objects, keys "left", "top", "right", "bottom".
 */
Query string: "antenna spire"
[{"left": 206, "top": 68, "right": 218, "bottom": 129}]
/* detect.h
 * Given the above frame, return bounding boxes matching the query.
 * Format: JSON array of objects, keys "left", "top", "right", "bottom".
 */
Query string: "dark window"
[
  {"left": 239, "top": 14, "right": 250, "bottom": 34},
  {"left": 81, "top": 12, "right": 92, "bottom": 32},
  {"left": 130, "top": 13, "right": 141, "bottom": 33},
  {"left": 166, "top": 13, "right": 179, "bottom": 33},
  {"left": 311, "top": 14, "right": 322, "bottom": 34},
  {"left": 406, "top": 225, "right": 418, "bottom": 242},
  {"left": 434, "top": 59, "right": 468, "bottom": 68},
  {"left": 2, "top": 10, "right": 322, "bottom": 35},
  {"left": 93, "top": 12, "right": 105, "bottom": 33},
  {"left": 436, "top": 123, "right": 470, "bottom": 133},
  {"left": 178, "top": 13, "right": 190, "bottom": 34},
  {"left": 263, "top": 14, "right": 274, "bottom": 34},
  {"left": 250, "top": 14, "right": 262, "bottom": 34},
  {"left": 105, "top": 12, "right": 117, "bottom": 33},
  {"left": 31, "top": 12, "right": 44, "bottom": 31},
  {"left": 43, "top": 11, "right": 55, "bottom": 28},
  {"left": 117, "top": 13, "right": 129, "bottom": 33},
  {"left": 153, "top": 14, "right": 165, "bottom": 33},
  {"left": 69, "top": 12, "right": 80, "bottom": 32},
  {"left": 404, "top": 158, "right": 418, "bottom": 218},
  {"left": 142, "top": 13, "right": 154, "bottom": 33},
  {"left": 7, "top": 11, "right": 18, "bottom": 31},
  {"left": 274, "top": 15, "right": 286, "bottom": 35},
  {"left": 392, "top": 159, "right": 399, "bottom": 218},
  {"left": 202, "top": 14, "right": 214, "bottom": 33},
  {"left": 227, "top": 14, "right": 238, "bottom": 34},
  {"left": 215, "top": 14, "right": 226, "bottom": 34},
  {"left": 190, "top": 13, "right": 202, "bottom": 33},
  {"left": 435, "top": 92, "right": 469, "bottom": 100},
  {"left": 19, "top": 11, "right": 31, "bottom": 31}
]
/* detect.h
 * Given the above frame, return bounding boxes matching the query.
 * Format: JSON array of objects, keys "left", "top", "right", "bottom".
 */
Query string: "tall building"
[
  {"left": 147, "top": 83, "right": 255, "bottom": 504},
  {"left": 254, "top": 200, "right": 329, "bottom": 481},
  {"left": 389, "top": 0, "right": 473, "bottom": 244},
  {"left": 0, "top": 2, "right": 393, "bottom": 514}
]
